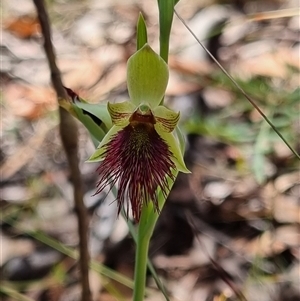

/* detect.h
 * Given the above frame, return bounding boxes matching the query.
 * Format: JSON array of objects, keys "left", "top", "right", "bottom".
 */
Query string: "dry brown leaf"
[
  {"left": 247, "top": 231, "right": 285, "bottom": 257},
  {"left": 91, "top": 44, "right": 124, "bottom": 68},
  {"left": 274, "top": 195, "right": 300, "bottom": 223},
  {"left": 89, "top": 63, "right": 127, "bottom": 101},
  {"left": 3, "top": 82, "right": 56, "bottom": 119},
  {"left": 167, "top": 71, "right": 201, "bottom": 96},
  {"left": 4, "top": 16, "right": 40, "bottom": 38},
  {"left": 0, "top": 185, "right": 31, "bottom": 203},
  {"left": 274, "top": 172, "right": 299, "bottom": 194},
  {"left": 0, "top": 121, "right": 56, "bottom": 181},
  {"left": 275, "top": 225, "right": 300, "bottom": 248},
  {"left": 59, "top": 58, "right": 103, "bottom": 90},
  {"left": 238, "top": 46, "right": 299, "bottom": 79},
  {"left": 89, "top": 270, "right": 102, "bottom": 301},
  {"left": 169, "top": 56, "right": 213, "bottom": 76},
  {"left": 278, "top": 47, "right": 300, "bottom": 70},
  {"left": 168, "top": 272, "right": 198, "bottom": 301},
  {"left": 241, "top": 52, "right": 287, "bottom": 78},
  {"left": 202, "top": 87, "right": 234, "bottom": 109},
  {"left": 0, "top": 234, "right": 35, "bottom": 266},
  {"left": 232, "top": 176, "right": 259, "bottom": 197}
]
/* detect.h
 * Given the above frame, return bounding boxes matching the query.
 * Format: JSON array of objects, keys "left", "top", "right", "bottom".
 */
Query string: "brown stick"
[{"left": 32, "top": 1, "right": 91, "bottom": 300}]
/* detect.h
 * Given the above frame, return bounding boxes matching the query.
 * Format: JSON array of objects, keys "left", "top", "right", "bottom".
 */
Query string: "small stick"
[{"left": 32, "top": 1, "right": 91, "bottom": 300}]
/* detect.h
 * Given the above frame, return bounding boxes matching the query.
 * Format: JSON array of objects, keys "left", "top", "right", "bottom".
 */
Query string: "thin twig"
[
  {"left": 174, "top": 10, "right": 300, "bottom": 161},
  {"left": 32, "top": 1, "right": 91, "bottom": 300}
]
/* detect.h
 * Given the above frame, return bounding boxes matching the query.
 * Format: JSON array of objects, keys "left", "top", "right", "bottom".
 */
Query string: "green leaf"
[
  {"left": 137, "top": 13, "right": 147, "bottom": 50},
  {"left": 74, "top": 101, "right": 112, "bottom": 131},
  {"left": 157, "top": 0, "right": 175, "bottom": 62},
  {"left": 72, "top": 103, "right": 108, "bottom": 143},
  {"left": 127, "top": 44, "right": 169, "bottom": 108}
]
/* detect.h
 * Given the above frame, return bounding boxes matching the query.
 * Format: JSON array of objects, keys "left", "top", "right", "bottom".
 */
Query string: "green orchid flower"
[{"left": 89, "top": 44, "right": 189, "bottom": 221}]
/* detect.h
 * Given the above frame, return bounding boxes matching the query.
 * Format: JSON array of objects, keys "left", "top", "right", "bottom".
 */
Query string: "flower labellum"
[{"left": 89, "top": 44, "right": 189, "bottom": 221}]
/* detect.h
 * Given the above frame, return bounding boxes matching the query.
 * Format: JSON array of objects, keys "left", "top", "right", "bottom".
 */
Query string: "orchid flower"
[{"left": 88, "top": 44, "right": 189, "bottom": 221}]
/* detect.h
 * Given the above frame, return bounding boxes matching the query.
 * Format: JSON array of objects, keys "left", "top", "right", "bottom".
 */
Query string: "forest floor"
[{"left": 1, "top": 0, "right": 299, "bottom": 300}]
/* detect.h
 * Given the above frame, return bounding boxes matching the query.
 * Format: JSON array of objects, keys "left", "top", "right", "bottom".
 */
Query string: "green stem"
[
  {"left": 158, "top": 0, "right": 174, "bottom": 64},
  {"left": 158, "top": 0, "right": 175, "bottom": 107},
  {"left": 121, "top": 209, "right": 170, "bottom": 301},
  {"left": 133, "top": 204, "right": 156, "bottom": 301},
  {"left": 132, "top": 174, "right": 178, "bottom": 300},
  {"left": 132, "top": 235, "right": 150, "bottom": 300},
  {"left": 160, "top": 39, "right": 169, "bottom": 64}
]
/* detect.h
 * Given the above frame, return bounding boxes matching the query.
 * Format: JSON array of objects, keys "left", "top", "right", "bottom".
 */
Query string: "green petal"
[
  {"left": 87, "top": 125, "right": 124, "bottom": 162},
  {"left": 108, "top": 101, "right": 135, "bottom": 126},
  {"left": 156, "top": 129, "right": 190, "bottom": 173},
  {"left": 127, "top": 44, "right": 169, "bottom": 108},
  {"left": 153, "top": 105, "right": 179, "bottom": 133}
]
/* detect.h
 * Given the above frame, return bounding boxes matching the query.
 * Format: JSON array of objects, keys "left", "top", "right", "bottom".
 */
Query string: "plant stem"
[
  {"left": 133, "top": 204, "right": 156, "bottom": 301},
  {"left": 132, "top": 173, "right": 178, "bottom": 300},
  {"left": 157, "top": 0, "right": 174, "bottom": 64},
  {"left": 133, "top": 232, "right": 150, "bottom": 301},
  {"left": 160, "top": 39, "right": 169, "bottom": 64}
]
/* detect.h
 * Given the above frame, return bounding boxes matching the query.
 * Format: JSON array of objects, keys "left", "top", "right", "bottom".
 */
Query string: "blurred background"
[{"left": 1, "top": 0, "right": 299, "bottom": 300}]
